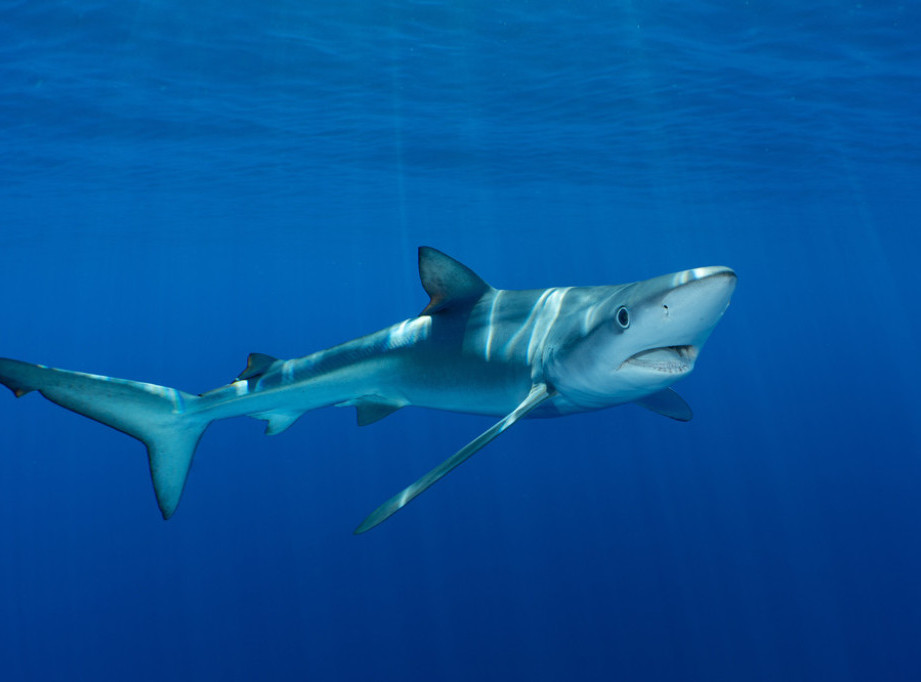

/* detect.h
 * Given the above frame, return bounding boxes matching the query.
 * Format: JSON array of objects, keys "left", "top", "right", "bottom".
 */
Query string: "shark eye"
[{"left": 616, "top": 306, "right": 630, "bottom": 329}]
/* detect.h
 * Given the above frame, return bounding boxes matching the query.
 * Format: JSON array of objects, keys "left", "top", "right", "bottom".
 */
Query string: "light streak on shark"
[{"left": 0, "top": 247, "right": 736, "bottom": 532}]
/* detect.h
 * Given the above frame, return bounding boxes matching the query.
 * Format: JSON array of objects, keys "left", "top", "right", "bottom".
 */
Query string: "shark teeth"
[{"left": 622, "top": 345, "right": 697, "bottom": 374}]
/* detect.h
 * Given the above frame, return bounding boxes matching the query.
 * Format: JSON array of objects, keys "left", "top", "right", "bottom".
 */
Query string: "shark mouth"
[{"left": 622, "top": 345, "right": 697, "bottom": 374}]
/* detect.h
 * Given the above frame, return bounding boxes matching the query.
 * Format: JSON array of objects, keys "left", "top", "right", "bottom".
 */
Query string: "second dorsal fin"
[
  {"left": 418, "top": 246, "right": 492, "bottom": 315},
  {"left": 236, "top": 352, "right": 279, "bottom": 381}
]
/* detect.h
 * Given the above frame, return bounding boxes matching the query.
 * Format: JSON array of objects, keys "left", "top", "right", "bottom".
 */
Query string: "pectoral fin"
[
  {"left": 633, "top": 388, "right": 693, "bottom": 422},
  {"left": 354, "top": 382, "right": 554, "bottom": 534}
]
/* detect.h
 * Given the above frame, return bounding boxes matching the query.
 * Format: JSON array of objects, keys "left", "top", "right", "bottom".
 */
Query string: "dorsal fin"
[
  {"left": 236, "top": 352, "right": 279, "bottom": 381},
  {"left": 418, "top": 246, "right": 491, "bottom": 315}
]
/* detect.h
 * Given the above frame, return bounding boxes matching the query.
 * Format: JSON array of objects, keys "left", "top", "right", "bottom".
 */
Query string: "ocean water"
[{"left": 1, "top": 1, "right": 920, "bottom": 680}]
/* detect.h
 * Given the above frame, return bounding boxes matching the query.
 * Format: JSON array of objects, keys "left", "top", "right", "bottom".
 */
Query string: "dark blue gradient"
[{"left": 1, "top": 2, "right": 919, "bottom": 680}]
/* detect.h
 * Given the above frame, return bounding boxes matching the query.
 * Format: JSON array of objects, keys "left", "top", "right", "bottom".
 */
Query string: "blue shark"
[{"left": 0, "top": 247, "right": 736, "bottom": 532}]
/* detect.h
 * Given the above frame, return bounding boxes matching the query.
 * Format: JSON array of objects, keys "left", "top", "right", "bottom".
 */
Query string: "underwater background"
[{"left": 1, "top": 1, "right": 920, "bottom": 680}]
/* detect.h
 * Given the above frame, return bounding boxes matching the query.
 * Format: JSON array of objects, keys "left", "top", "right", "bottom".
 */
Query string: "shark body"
[{"left": 0, "top": 247, "right": 736, "bottom": 532}]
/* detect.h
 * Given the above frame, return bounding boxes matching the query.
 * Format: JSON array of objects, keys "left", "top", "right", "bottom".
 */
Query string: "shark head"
[{"left": 546, "top": 266, "right": 737, "bottom": 409}]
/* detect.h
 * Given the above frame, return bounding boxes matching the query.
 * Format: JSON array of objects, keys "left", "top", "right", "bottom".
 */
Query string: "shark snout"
[
  {"left": 612, "top": 267, "right": 735, "bottom": 388},
  {"left": 665, "top": 266, "right": 736, "bottom": 316},
  {"left": 672, "top": 266, "right": 737, "bottom": 293},
  {"left": 699, "top": 266, "right": 736, "bottom": 316},
  {"left": 654, "top": 266, "right": 736, "bottom": 351}
]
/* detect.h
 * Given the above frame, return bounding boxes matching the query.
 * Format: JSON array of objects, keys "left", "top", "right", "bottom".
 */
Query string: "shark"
[{"left": 0, "top": 247, "right": 736, "bottom": 532}]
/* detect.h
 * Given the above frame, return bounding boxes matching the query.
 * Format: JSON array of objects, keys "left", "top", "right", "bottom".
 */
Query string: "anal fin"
[{"left": 252, "top": 411, "right": 303, "bottom": 435}]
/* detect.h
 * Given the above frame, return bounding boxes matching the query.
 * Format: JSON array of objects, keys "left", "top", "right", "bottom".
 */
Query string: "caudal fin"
[{"left": 0, "top": 358, "right": 211, "bottom": 519}]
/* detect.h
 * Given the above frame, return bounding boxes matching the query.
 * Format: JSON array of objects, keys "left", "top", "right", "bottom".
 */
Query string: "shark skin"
[{"left": 0, "top": 247, "right": 736, "bottom": 532}]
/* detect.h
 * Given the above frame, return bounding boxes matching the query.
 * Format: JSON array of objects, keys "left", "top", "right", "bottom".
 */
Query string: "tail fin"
[{"left": 0, "top": 357, "right": 211, "bottom": 519}]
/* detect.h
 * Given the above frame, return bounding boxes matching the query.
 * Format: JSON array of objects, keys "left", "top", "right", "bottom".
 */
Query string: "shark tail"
[{"left": 0, "top": 357, "right": 211, "bottom": 519}]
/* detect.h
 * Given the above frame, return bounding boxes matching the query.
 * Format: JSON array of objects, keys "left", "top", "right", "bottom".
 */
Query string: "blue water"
[{"left": 2, "top": 1, "right": 920, "bottom": 680}]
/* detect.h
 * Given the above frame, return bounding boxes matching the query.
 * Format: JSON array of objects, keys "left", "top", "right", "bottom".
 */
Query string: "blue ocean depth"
[{"left": 1, "top": 2, "right": 919, "bottom": 680}]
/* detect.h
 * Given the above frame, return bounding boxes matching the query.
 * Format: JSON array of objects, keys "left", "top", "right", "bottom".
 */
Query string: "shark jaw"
[{"left": 621, "top": 345, "right": 698, "bottom": 375}]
